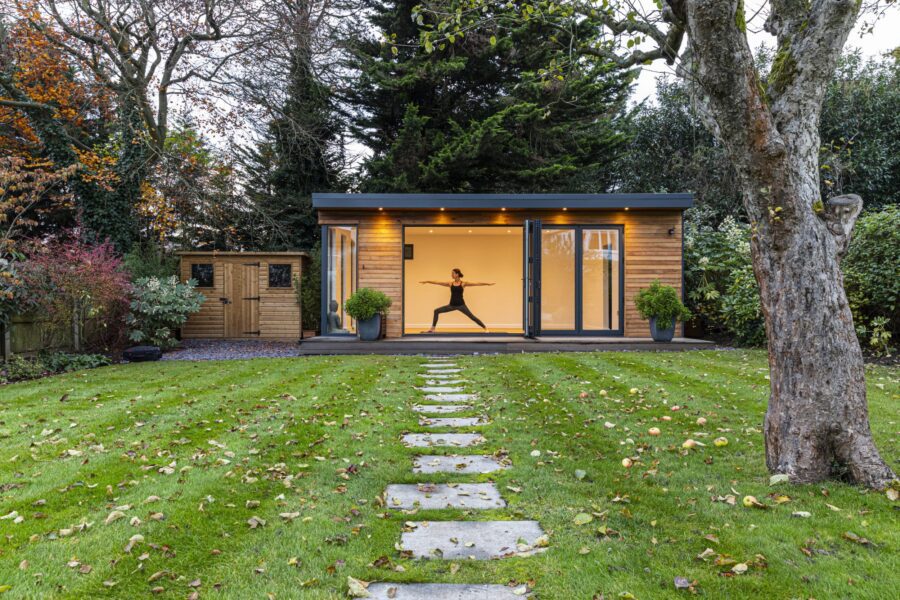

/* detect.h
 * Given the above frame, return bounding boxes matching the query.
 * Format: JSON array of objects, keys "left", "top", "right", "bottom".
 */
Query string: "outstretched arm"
[
  {"left": 419, "top": 280, "right": 450, "bottom": 287},
  {"left": 463, "top": 281, "right": 495, "bottom": 286}
]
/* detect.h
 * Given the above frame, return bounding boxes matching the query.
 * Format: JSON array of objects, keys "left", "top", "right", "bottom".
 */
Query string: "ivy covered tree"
[{"left": 347, "top": 0, "right": 633, "bottom": 192}]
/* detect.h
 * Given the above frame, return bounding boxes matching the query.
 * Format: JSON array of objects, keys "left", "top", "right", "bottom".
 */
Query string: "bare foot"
[
  {"left": 425, "top": 328, "right": 436, "bottom": 334},
  {"left": 483, "top": 328, "right": 491, "bottom": 334}
]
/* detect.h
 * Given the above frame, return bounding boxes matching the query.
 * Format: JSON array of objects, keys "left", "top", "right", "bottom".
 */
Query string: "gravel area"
[{"left": 161, "top": 339, "right": 303, "bottom": 361}]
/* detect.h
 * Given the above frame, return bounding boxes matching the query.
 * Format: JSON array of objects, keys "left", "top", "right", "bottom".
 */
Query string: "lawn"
[{"left": 0, "top": 350, "right": 897, "bottom": 599}]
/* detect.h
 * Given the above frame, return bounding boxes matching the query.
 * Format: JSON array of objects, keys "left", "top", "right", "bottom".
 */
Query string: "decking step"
[
  {"left": 402, "top": 433, "right": 485, "bottom": 448},
  {"left": 413, "top": 455, "right": 509, "bottom": 474},
  {"left": 423, "top": 394, "right": 477, "bottom": 402},
  {"left": 365, "top": 583, "right": 529, "bottom": 599},
  {"left": 419, "top": 416, "right": 486, "bottom": 428},
  {"left": 401, "top": 521, "right": 546, "bottom": 560},
  {"left": 411, "top": 404, "right": 472, "bottom": 414},
  {"left": 386, "top": 483, "right": 505, "bottom": 510}
]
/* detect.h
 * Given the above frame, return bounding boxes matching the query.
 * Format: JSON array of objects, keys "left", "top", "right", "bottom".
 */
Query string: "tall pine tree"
[{"left": 346, "top": 0, "right": 633, "bottom": 192}]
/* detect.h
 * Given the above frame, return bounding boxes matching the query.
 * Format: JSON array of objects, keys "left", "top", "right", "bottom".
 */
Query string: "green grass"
[{"left": 0, "top": 350, "right": 897, "bottom": 599}]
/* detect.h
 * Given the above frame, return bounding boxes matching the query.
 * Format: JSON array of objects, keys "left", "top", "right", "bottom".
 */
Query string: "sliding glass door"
[
  {"left": 323, "top": 225, "right": 357, "bottom": 335},
  {"left": 537, "top": 226, "right": 622, "bottom": 335}
]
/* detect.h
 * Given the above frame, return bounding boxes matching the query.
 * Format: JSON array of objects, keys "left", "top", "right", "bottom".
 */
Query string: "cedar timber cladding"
[
  {"left": 179, "top": 252, "right": 306, "bottom": 339},
  {"left": 316, "top": 209, "right": 684, "bottom": 338}
]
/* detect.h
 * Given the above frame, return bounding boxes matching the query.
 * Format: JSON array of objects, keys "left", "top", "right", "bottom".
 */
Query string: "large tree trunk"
[
  {"left": 754, "top": 192, "right": 895, "bottom": 488},
  {"left": 680, "top": 0, "right": 896, "bottom": 488}
]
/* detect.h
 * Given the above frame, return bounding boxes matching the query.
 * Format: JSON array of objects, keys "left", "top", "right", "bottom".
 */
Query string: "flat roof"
[{"left": 312, "top": 193, "right": 693, "bottom": 210}]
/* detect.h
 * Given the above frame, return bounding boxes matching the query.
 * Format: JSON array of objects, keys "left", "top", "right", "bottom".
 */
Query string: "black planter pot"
[
  {"left": 357, "top": 314, "right": 383, "bottom": 341},
  {"left": 649, "top": 316, "right": 676, "bottom": 342}
]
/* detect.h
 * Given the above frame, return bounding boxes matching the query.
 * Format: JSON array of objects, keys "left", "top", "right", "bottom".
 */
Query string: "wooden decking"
[{"left": 298, "top": 335, "right": 715, "bottom": 355}]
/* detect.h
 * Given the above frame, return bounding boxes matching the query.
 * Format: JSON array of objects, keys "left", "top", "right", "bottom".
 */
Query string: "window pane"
[
  {"left": 191, "top": 263, "right": 214, "bottom": 287},
  {"left": 541, "top": 229, "right": 576, "bottom": 330},
  {"left": 326, "top": 226, "right": 357, "bottom": 334},
  {"left": 268, "top": 264, "right": 292, "bottom": 288},
  {"left": 582, "top": 229, "right": 620, "bottom": 330}
]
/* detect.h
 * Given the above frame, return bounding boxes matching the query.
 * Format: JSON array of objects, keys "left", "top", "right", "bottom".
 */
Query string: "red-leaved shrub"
[{"left": 18, "top": 234, "right": 131, "bottom": 354}]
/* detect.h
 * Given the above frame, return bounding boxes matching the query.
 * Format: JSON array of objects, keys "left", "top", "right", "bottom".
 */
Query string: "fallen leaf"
[
  {"left": 573, "top": 513, "right": 593, "bottom": 526},
  {"left": 347, "top": 576, "right": 371, "bottom": 597}
]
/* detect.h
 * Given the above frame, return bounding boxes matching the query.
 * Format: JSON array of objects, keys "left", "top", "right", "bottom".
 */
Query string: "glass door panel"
[
  {"left": 540, "top": 229, "right": 576, "bottom": 330},
  {"left": 325, "top": 226, "right": 356, "bottom": 334},
  {"left": 582, "top": 229, "right": 620, "bottom": 331}
]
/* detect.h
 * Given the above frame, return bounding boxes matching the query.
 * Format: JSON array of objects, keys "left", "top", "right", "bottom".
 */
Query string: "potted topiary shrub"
[
  {"left": 634, "top": 280, "right": 692, "bottom": 342},
  {"left": 344, "top": 288, "right": 392, "bottom": 341}
]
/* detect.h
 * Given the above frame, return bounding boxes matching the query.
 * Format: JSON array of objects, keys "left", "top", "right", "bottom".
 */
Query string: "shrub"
[
  {"left": 684, "top": 218, "right": 764, "bottom": 344},
  {"left": 844, "top": 205, "right": 899, "bottom": 349},
  {"left": 40, "top": 351, "right": 111, "bottom": 373},
  {"left": 344, "top": 288, "right": 392, "bottom": 321},
  {"left": 1, "top": 355, "right": 47, "bottom": 383},
  {"left": 297, "top": 245, "right": 321, "bottom": 332},
  {"left": 634, "top": 280, "right": 691, "bottom": 323},
  {"left": 17, "top": 235, "right": 131, "bottom": 353},
  {"left": 127, "top": 276, "right": 205, "bottom": 349}
]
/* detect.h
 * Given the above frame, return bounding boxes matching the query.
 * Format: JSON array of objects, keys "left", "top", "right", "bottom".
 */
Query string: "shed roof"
[
  {"left": 177, "top": 251, "right": 309, "bottom": 257},
  {"left": 312, "top": 192, "right": 693, "bottom": 210}
]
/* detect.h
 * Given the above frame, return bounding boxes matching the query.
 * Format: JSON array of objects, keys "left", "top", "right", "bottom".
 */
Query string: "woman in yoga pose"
[{"left": 420, "top": 268, "right": 494, "bottom": 333}]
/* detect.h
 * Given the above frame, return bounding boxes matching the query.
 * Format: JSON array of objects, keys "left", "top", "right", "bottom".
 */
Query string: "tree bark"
[{"left": 681, "top": 0, "right": 896, "bottom": 488}]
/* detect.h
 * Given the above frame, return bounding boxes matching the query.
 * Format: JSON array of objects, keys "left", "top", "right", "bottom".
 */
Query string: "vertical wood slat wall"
[
  {"left": 318, "top": 210, "right": 683, "bottom": 338},
  {"left": 179, "top": 253, "right": 306, "bottom": 339}
]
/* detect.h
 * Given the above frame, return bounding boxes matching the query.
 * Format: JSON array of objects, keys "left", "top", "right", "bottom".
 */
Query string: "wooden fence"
[{"left": 1, "top": 313, "right": 76, "bottom": 359}]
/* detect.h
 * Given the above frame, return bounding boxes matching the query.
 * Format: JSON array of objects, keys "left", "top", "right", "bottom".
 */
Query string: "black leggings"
[{"left": 432, "top": 304, "right": 486, "bottom": 328}]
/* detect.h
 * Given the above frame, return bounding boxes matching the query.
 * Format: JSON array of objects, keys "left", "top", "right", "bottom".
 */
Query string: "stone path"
[{"left": 357, "top": 356, "right": 544, "bottom": 598}]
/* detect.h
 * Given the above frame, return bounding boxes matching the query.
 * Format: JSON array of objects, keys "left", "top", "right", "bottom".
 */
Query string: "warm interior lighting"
[
  {"left": 429, "top": 229, "right": 434, "bottom": 233},
  {"left": 378, "top": 207, "right": 383, "bottom": 211},
  {"left": 440, "top": 207, "right": 445, "bottom": 211},
  {"left": 501, "top": 207, "right": 506, "bottom": 211},
  {"left": 562, "top": 207, "right": 568, "bottom": 211},
  {"left": 468, "top": 229, "right": 473, "bottom": 233},
  {"left": 624, "top": 207, "right": 630, "bottom": 211}
]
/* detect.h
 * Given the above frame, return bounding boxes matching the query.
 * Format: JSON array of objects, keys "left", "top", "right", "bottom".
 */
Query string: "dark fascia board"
[{"left": 312, "top": 192, "right": 693, "bottom": 210}]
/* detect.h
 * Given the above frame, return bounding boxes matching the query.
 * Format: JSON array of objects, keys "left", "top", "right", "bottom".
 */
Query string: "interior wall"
[{"left": 404, "top": 227, "right": 523, "bottom": 332}]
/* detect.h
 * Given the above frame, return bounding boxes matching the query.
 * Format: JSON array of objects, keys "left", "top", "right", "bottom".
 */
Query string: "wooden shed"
[
  {"left": 178, "top": 252, "right": 307, "bottom": 339},
  {"left": 313, "top": 193, "right": 691, "bottom": 339}
]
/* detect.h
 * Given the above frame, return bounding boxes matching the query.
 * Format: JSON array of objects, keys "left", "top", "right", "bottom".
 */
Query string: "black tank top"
[{"left": 449, "top": 283, "right": 464, "bottom": 306}]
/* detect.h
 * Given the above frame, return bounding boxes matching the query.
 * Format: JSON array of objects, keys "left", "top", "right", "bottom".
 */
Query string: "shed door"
[{"left": 224, "top": 262, "right": 260, "bottom": 337}]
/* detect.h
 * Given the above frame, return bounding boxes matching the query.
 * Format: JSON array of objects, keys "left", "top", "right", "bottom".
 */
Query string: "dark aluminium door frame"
[{"left": 536, "top": 224, "right": 625, "bottom": 337}]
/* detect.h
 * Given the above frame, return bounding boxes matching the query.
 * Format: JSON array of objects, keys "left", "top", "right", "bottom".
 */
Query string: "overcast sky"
[{"left": 630, "top": 3, "right": 900, "bottom": 103}]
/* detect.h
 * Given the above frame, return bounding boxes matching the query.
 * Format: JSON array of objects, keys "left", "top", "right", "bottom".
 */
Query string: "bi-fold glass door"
[{"left": 524, "top": 222, "right": 623, "bottom": 336}]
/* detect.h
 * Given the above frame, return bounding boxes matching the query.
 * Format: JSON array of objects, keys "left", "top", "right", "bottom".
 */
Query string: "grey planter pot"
[
  {"left": 649, "top": 316, "right": 676, "bottom": 342},
  {"left": 357, "top": 314, "right": 383, "bottom": 341}
]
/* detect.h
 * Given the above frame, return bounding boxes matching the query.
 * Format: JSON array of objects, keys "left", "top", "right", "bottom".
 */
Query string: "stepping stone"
[
  {"left": 424, "top": 394, "right": 476, "bottom": 402},
  {"left": 423, "top": 379, "right": 465, "bottom": 385},
  {"left": 412, "top": 404, "right": 472, "bottom": 414},
  {"left": 424, "top": 369, "right": 462, "bottom": 374},
  {"left": 413, "top": 455, "right": 509, "bottom": 474},
  {"left": 419, "top": 416, "right": 486, "bottom": 428},
  {"left": 417, "top": 373, "right": 458, "bottom": 379},
  {"left": 385, "top": 483, "right": 506, "bottom": 510},
  {"left": 366, "top": 583, "right": 528, "bottom": 599},
  {"left": 402, "top": 433, "right": 485, "bottom": 448},
  {"left": 422, "top": 363, "right": 457, "bottom": 368},
  {"left": 418, "top": 387, "right": 465, "bottom": 393},
  {"left": 401, "top": 521, "right": 546, "bottom": 560}
]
